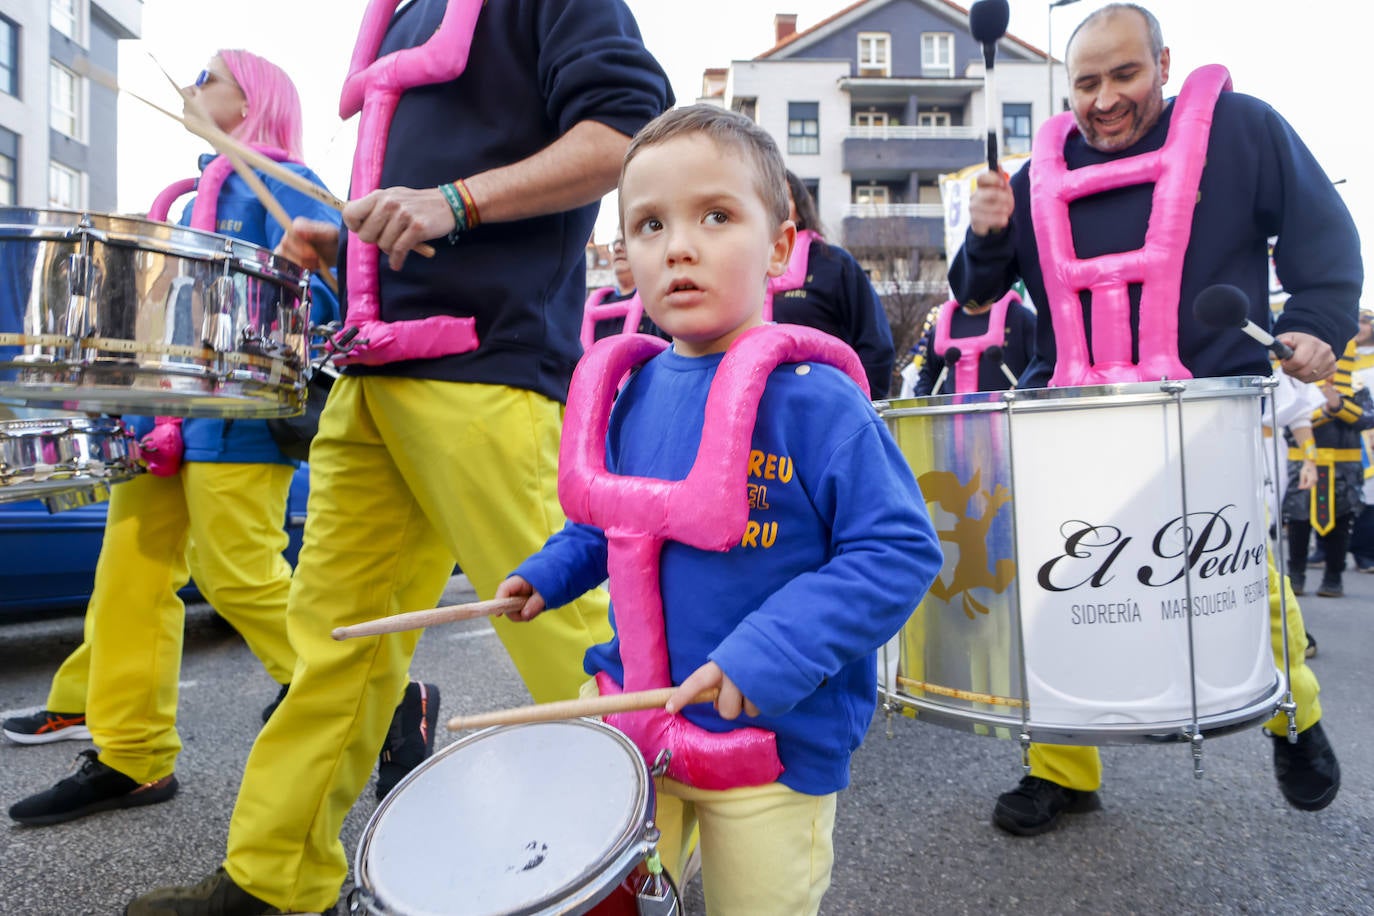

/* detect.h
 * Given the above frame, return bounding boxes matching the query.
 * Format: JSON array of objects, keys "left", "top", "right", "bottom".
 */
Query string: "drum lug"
[
  {"left": 63, "top": 251, "right": 96, "bottom": 339},
  {"left": 1018, "top": 732, "right": 1032, "bottom": 776},
  {"left": 632, "top": 851, "right": 681, "bottom": 916},
  {"left": 203, "top": 275, "right": 240, "bottom": 354},
  {"left": 1188, "top": 730, "right": 1205, "bottom": 780}
]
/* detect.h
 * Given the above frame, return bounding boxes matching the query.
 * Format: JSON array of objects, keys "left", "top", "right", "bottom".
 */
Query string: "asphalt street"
[{"left": 1, "top": 573, "right": 1370, "bottom": 915}]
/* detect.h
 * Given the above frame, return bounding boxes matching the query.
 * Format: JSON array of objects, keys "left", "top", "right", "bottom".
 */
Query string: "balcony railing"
[
  {"left": 845, "top": 125, "right": 981, "bottom": 141},
  {"left": 868, "top": 279, "right": 949, "bottom": 296},
  {"left": 843, "top": 203, "right": 945, "bottom": 219}
]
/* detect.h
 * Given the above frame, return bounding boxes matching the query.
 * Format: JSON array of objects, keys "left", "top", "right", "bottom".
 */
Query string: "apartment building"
[{"left": 0, "top": 0, "right": 141, "bottom": 211}]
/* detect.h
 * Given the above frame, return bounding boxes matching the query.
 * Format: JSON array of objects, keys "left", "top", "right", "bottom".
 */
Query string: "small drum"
[
  {"left": 0, "top": 416, "right": 140, "bottom": 507},
  {"left": 0, "top": 208, "right": 310, "bottom": 418},
  {"left": 879, "top": 377, "right": 1285, "bottom": 747},
  {"left": 354, "top": 719, "right": 679, "bottom": 916}
]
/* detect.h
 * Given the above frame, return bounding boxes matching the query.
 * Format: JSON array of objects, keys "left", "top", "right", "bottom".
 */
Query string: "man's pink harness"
[
  {"left": 333, "top": 0, "right": 485, "bottom": 366},
  {"left": 559, "top": 325, "right": 868, "bottom": 790},
  {"left": 932, "top": 290, "right": 1020, "bottom": 394},
  {"left": 1030, "top": 65, "right": 1231, "bottom": 387}
]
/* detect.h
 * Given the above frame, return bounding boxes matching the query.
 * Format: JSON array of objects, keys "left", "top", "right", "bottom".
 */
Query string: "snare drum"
[
  {"left": 880, "top": 377, "right": 1284, "bottom": 746},
  {"left": 354, "top": 719, "right": 678, "bottom": 916},
  {"left": 0, "top": 416, "right": 140, "bottom": 506},
  {"left": 0, "top": 208, "right": 310, "bottom": 418}
]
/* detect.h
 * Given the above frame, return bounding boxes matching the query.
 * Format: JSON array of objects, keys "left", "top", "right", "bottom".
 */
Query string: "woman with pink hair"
[{"left": 7, "top": 50, "right": 385, "bottom": 829}]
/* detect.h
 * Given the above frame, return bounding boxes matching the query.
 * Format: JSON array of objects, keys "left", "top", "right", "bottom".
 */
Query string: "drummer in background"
[
  {"left": 497, "top": 104, "right": 942, "bottom": 915},
  {"left": 5, "top": 51, "right": 343, "bottom": 826},
  {"left": 949, "top": 2, "right": 1356, "bottom": 835},
  {"left": 771, "top": 171, "right": 896, "bottom": 397},
  {"left": 911, "top": 293, "right": 1037, "bottom": 396},
  {"left": 580, "top": 231, "right": 669, "bottom": 345},
  {"left": 126, "top": 2, "right": 672, "bottom": 913}
]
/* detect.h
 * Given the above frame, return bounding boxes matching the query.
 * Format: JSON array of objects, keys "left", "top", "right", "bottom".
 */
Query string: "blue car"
[{"left": 0, "top": 465, "right": 308, "bottom": 615}]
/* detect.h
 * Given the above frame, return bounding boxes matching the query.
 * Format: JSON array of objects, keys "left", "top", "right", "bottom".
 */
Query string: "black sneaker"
[
  {"left": 992, "top": 775, "right": 1102, "bottom": 837},
  {"left": 1289, "top": 575, "right": 1306, "bottom": 597},
  {"left": 1271, "top": 721, "right": 1341, "bottom": 811},
  {"left": 124, "top": 866, "right": 300, "bottom": 915},
  {"left": 261, "top": 683, "right": 290, "bottom": 724},
  {"left": 2, "top": 709, "right": 91, "bottom": 745},
  {"left": 1317, "top": 579, "right": 1343, "bottom": 598},
  {"left": 1305, "top": 633, "right": 1318, "bottom": 659},
  {"left": 8, "top": 749, "right": 178, "bottom": 826},
  {"left": 376, "top": 681, "right": 440, "bottom": 800}
]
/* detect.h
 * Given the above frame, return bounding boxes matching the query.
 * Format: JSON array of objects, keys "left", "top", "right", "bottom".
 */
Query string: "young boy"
[{"left": 496, "top": 105, "right": 941, "bottom": 915}]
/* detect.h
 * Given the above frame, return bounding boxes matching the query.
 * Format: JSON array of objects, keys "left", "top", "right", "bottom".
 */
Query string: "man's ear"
[
  {"left": 767, "top": 219, "right": 798, "bottom": 278},
  {"left": 1159, "top": 46, "right": 1171, "bottom": 86}
]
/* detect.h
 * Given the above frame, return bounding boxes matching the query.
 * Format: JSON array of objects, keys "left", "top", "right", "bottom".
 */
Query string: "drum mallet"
[
  {"left": 331, "top": 597, "right": 527, "bottom": 640},
  {"left": 1192, "top": 284, "right": 1294, "bottom": 359},
  {"left": 969, "top": 0, "right": 1012, "bottom": 173},
  {"left": 447, "top": 687, "right": 722, "bottom": 732},
  {"left": 932, "top": 346, "right": 960, "bottom": 395},
  {"left": 984, "top": 344, "right": 1019, "bottom": 387}
]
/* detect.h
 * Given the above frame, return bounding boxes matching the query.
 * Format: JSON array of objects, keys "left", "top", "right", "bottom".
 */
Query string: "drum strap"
[
  {"left": 763, "top": 229, "right": 819, "bottom": 322},
  {"left": 1030, "top": 65, "right": 1232, "bottom": 386},
  {"left": 561, "top": 326, "right": 868, "bottom": 790},
  {"left": 332, "top": 0, "right": 485, "bottom": 367}
]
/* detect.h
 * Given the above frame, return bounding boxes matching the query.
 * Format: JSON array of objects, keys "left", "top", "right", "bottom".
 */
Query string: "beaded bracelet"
[{"left": 439, "top": 179, "right": 481, "bottom": 244}]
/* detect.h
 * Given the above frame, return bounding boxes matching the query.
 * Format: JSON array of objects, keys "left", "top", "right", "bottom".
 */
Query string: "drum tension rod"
[{"left": 1189, "top": 730, "right": 1204, "bottom": 780}]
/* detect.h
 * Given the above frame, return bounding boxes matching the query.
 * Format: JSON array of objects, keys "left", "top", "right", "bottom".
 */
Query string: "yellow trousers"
[
  {"left": 223, "top": 376, "right": 612, "bottom": 911},
  {"left": 574, "top": 680, "right": 835, "bottom": 915},
  {"left": 1029, "top": 555, "right": 1321, "bottom": 790},
  {"left": 75, "top": 463, "right": 297, "bottom": 784}
]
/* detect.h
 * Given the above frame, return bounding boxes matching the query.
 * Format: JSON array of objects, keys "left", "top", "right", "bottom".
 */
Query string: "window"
[
  {"left": 917, "top": 112, "right": 951, "bottom": 130},
  {"left": 0, "top": 128, "right": 17, "bottom": 205},
  {"left": 854, "top": 111, "right": 889, "bottom": 129},
  {"left": 1003, "top": 103, "right": 1033, "bottom": 155},
  {"left": 50, "top": 61, "right": 82, "bottom": 139},
  {"left": 0, "top": 15, "right": 17, "bottom": 97},
  {"left": 854, "top": 185, "right": 889, "bottom": 207},
  {"left": 788, "top": 102, "right": 819, "bottom": 155},
  {"left": 51, "top": 0, "right": 81, "bottom": 42},
  {"left": 921, "top": 32, "right": 954, "bottom": 77},
  {"left": 857, "top": 32, "right": 890, "bottom": 77},
  {"left": 48, "top": 161, "right": 82, "bottom": 209}
]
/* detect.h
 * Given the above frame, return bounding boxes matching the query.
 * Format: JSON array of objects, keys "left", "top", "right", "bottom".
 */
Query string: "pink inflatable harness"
[
  {"left": 579, "top": 288, "right": 645, "bottom": 352},
  {"left": 1030, "top": 65, "right": 1231, "bottom": 387},
  {"left": 334, "top": 0, "right": 485, "bottom": 366},
  {"left": 763, "top": 229, "right": 819, "bottom": 321},
  {"left": 561, "top": 325, "right": 869, "bottom": 790},
  {"left": 933, "top": 289, "right": 1020, "bottom": 394}
]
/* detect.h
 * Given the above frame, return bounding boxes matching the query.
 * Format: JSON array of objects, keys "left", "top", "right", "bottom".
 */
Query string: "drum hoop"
[
  {"left": 0, "top": 207, "right": 308, "bottom": 287},
  {"left": 880, "top": 375, "right": 1270, "bottom": 419},
  {"left": 0, "top": 333, "right": 297, "bottom": 374},
  {"left": 0, "top": 416, "right": 127, "bottom": 438},
  {"left": 354, "top": 719, "right": 655, "bottom": 916}
]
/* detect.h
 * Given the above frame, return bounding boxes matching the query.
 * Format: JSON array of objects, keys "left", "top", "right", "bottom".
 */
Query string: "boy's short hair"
[{"left": 620, "top": 105, "right": 790, "bottom": 227}]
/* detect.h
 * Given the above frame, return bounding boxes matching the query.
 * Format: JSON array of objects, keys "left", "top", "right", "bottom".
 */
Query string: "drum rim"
[
  {"left": 0, "top": 415, "right": 127, "bottom": 437},
  {"left": 879, "top": 374, "right": 1271, "bottom": 418},
  {"left": 0, "top": 206, "right": 309, "bottom": 286},
  {"left": 353, "top": 718, "right": 655, "bottom": 916}
]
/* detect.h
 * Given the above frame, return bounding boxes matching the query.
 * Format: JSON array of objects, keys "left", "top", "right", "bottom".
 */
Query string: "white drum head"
[{"left": 357, "top": 719, "right": 651, "bottom": 916}]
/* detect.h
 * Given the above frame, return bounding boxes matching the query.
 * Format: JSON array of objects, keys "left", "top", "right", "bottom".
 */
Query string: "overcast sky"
[{"left": 116, "top": 0, "right": 1370, "bottom": 301}]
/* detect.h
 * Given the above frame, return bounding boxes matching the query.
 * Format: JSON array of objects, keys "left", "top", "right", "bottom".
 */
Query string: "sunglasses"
[{"left": 194, "top": 69, "right": 218, "bottom": 88}]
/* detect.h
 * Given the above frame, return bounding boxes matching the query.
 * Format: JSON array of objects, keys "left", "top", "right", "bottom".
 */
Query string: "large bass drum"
[
  {"left": 0, "top": 208, "right": 310, "bottom": 418},
  {"left": 879, "top": 377, "right": 1285, "bottom": 747}
]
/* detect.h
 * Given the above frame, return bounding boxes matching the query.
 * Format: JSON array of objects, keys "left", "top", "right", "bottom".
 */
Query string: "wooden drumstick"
[
  {"left": 330, "top": 596, "right": 528, "bottom": 640},
  {"left": 74, "top": 58, "right": 436, "bottom": 259},
  {"left": 447, "top": 687, "right": 722, "bottom": 732}
]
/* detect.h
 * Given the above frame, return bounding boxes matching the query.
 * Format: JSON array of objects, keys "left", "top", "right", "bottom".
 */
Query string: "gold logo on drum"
[{"left": 919, "top": 468, "right": 1016, "bottom": 619}]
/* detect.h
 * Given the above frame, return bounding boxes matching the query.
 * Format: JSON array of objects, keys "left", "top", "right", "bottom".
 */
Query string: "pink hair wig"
[{"left": 218, "top": 48, "right": 305, "bottom": 161}]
